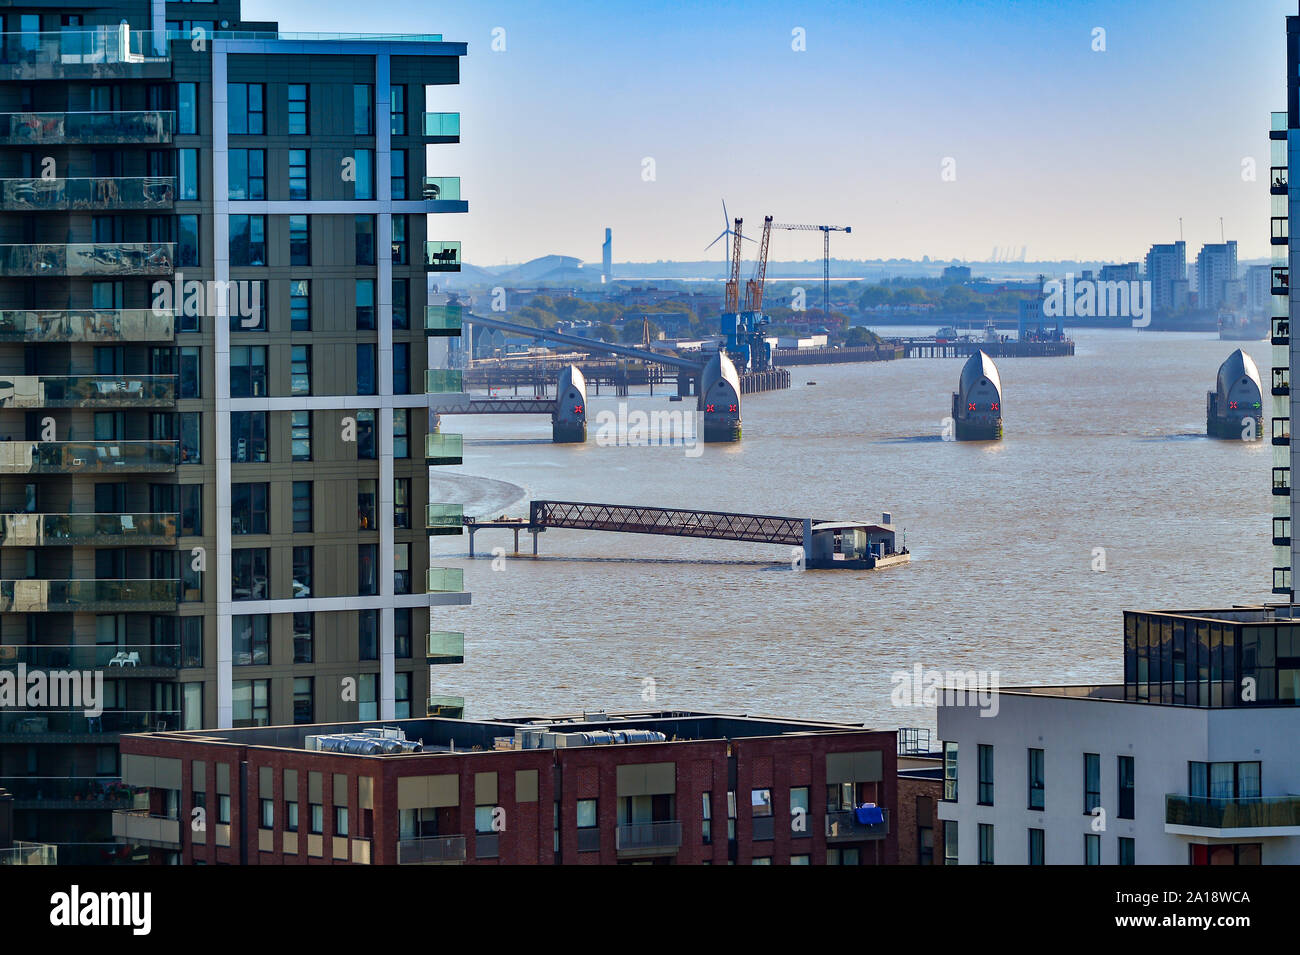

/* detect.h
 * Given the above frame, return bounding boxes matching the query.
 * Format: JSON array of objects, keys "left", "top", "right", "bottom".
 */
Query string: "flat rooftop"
[{"left": 128, "top": 710, "right": 881, "bottom": 756}]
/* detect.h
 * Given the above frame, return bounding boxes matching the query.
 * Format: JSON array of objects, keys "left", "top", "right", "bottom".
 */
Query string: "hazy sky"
[{"left": 247, "top": 0, "right": 1293, "bottom": 266}]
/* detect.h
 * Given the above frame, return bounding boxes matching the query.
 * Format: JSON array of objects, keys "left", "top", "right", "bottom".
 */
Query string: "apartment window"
[
  {"left": 1118, "top": 837, "right": 1135, "bottom": 865},
  {"left": 291, "top": 345, "right": 311, "bottom": 396},
  {"left": 357, "top": 410, "right": 376, "bottom": 459},
  {"left": 288, "top": 150, "right": 309, "bottom": 200},
  {"left": 291, "top": 410, "right": 311, "bottom": 461},
  {"left": 230, "top": 214, "right": 266, "bottom": 266},
  {"left": 394, "top": 478, "right": 411, "bottom": 528},
  {"left": 177, "top": 82, "right": 198, "bottom": 134},
  {"left": 178, "top": 148, "right": 199, "bottom": 199},
  {"left": 977, "top": 744, "right": 994, "bottom": 806},
  {"left": 392, "top": 279, "right": 409, "bottom": 329},
  {"left": 288, "top": 84, "right": 308, "bottom": 135},
  {"left": 231, "top": 482, "right": 269, "bottom": 534},
  {"left": 232, "top": 615, "right": 269, "bottom": 665},
  {"left": 390, "top": 84, "right": 406, "bottom": 135},
  {"left": 260, "top": 799, "right": 273, "bottom": 829},
  {"left": 393, "top": 342, "right": 410, "bottom": 394},
  {"left": 1085, "top": 833, "right": 1101, "bottom": 865},
  {"left": 943, "top": 820, "right": 959, "bottom": 865},
  {"left": 177, "top": 214, "right": 199, "bottom": 267},
  {"left": 577, "top": 799, "right": 597, "bottom": 829},
  {"left": 1028, "top": 748, "right": 1045, "bottom": 811},
  {"left": 292, "top": 481, "right": 313, "bottom": 532},
  {"left": 289, "top": 215, "right": 310, "bottom": 265},
  {"left": 1084, "top": 753, "right": 1101, "bottom": 813},
  {"left": 355, "top": 215, "right": 375, "bottom": 265},
  {"left": 358, "top": 610, "right": 378, "bottom": 661},
  {"left": 310, "top": 804, "right": 323, "bottom": 835},
  {"left": 1189, "top": 761, "right": 1261, "bottom": 800},
  {"left": 179, "top": 412, "right": 201, "bottom": 463},
  {"left": 942, "top": 741, "right": 958, "bottom": 801},
  {"left": 179, "top": 345, "right": 200, "bottom": 398},
  {"left": 358, "top": 543, "right": 378, "bottom": 596},
  {"left": 393, "top": 411, "right": 410, "bottom": 459},
  {"left": 228, "top": 148, "right": 265, "bottom": 200},
  {"left": 293, "top": 613, "right": 313, "bottom": 664},
  {"left": 353, "top": 84, "right": 373, "bottom": 134},
  {"left": 335, "top": 806, "right": 349, "bottom": 837},
  {"left": 395, "top": 608, "right": 412, "bottom": 658},
  {"left": 229, "top": 83, "right": 265, "bottom": 135},
  {"left": 391, "top": 214, "right": 408, "bottom": 265},
  {"left": 1118, "top": 756, "right": 1135, "bottom": 820},
  {"left": 180, "top": 485, "right": 202, "bottom": 536},
  {"left": 391, "top": 149, "right": 406, "bottom": 200},
  {"left": 292, "top": 547, "right": 313, "bottom": 598},
  {"left": 977, "top": 823, "right": 994, "bottom": 865},
  {"left": 355, "top": 279, "right": 376, "bottom": 329},
  {"left": 358, "top": 480, "right": 377, "bottom": 531},
  {"left": 286, "top": 801, "right": 299, "bottom": 833},
  {"left": 1028, "top": 828, "right": 1044, "bottom": 866},
  {"left": 181, "top": 617, "right": 203, "bottom": 668},
  {"left": 230, "top": 345, "right": 267, "bottom": 397},
  {"left": 230, "top": 412, "right": 268, "bottom": 463},
  {"left": 395, "top": 672, "right": 412, "bottom": 718},
  {"left": 394, "top": 543, "right": 411, "bottom": 595},
  {"left": 219, "top": 794, "right": 232, "bottom": 823},
  {"left": 357, "top": 344, "right": 377, "bottom": 396},
  {"left": 290, "top": 280, "right": 310, "bottom": 331},
  {"left": 354, "top": 150, "right": 374, "bottom": 200},
  {"left": 701, "top": 792, "right": 712, "bottom": 844},
  {"left": 232, "top": 551, "right": 269, "bottom": 602}
]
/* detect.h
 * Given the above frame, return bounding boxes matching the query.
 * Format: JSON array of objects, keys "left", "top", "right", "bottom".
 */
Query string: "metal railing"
[
  {"left": 396, "top": 834, "right": 466, "bottom": 864},
  {"left": 615, "top": 820, "right": 683, "bottom": 851},
  {"left": 0, "top": 776, "right": 136, "bottom": 804},
  {"left": 0, "top": 110, "right": 174, "bottom": 144},
  {"left": 0, "top": 242, "right": 173, "bottom": 275},
  {"left": 0, "top": 375, "right": 175, "bottom": 408},
  {"left": 0, "top": 578, "right": 179, "bottom": 612},
  {"left": 0, "top": 441, "right": 179, "bottom": 474},
  {"left": 0, "top": 643, "right": 179, "bottom": 668},
  {"left": 0, "top": 176, "right": 174, "bottom": 210},
  {"left": 1166, "top": 794, "right": 1300, "bottom": 829},
  {"left": 0, "top": 309, "right": 174, "bottom": 342}
]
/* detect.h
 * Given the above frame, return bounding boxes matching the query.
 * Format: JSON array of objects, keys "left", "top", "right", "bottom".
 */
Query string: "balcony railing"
[
  {"left": 0, "top": 243, "right": 174, "bottom": 276},
  {"left": 112, "top": 809, "right": 181, "bottom": 848},
  {"left": 421, "top": 111, "right": 461, "bottom": 141},
  {"left": 1274, "top": 266, "right": 1290, "bottom": 295},
  {"left": 0, "top": 842, "right": 56, "bottom": 865},
  {"left": 0, "top": 309, "right": 174, "bottom": 343},
  {"left": 426, "top": 369, "right": 463, "bottom": 394},
  {"left": 0, "top": 110, "right": 174, "bottom": 145},
  {"left": 425, "top": 432, "right": 463, "bottom": 466},
  {"left": 426, "top": 503, "right": 464, "bottom": 534},
  {"left": 825, "top": 808, "right": 890, "bottom": 842},
  {"left": 425, "top": 304, "right": 463, "bottom": 336},
  {"left": 1273, "top": 111, "right": 1289, "bottom": 133},
  {"left": 1273, "top": 166, "right": 1289, "bottom": 194},
  {"left": 1273, "top": 216, "right": 1289, "bottom": 243},
  {"left": 426, "top": 568, "right": 464, "bottom": 593},
  {"left": 0, "top": 375, "right": 175, "bottom": 408},
  {"left": 0, "top": 176, "right": 175, "bottom": 211},
  {"left": 0, "top": 441, "right": 179, "bottom": 474},
  {"left": 1274, "top": 316, "right": 1290, "bottom": 345},
  {"left": 0, "top": 709, "right": 180, "bottom": 736},
  {"left": 1166, "top": 794, "right": 1300, "bottom": 831},
  {"left": 0, "top": 776, "right": 137, "bottom": 807},
  {"left": 426, "top": 631, "right": 465, "bottom": 663},
  {"left": 396, "top": 834, "right": 466, "bottom": 864},
  {"left": 0, "top": 578, "right": 179, "bottom": 612},
  {"left": 422, "top": 177, "right": 461, "bottom": 201},
  {"left": 0, "top": 643, "right": 179, "bottom": 669},
  {"left": 423, "top": 241, "right": 461, "bottom": 271},
  {"left": 426, "top": 695, "right": 465, "bottom": 717},
  {"left": 0, "top": 512, "right": 177, "bottom": 546},
  {"left": 615, "top": 820, "right": 683, "bottom": 852},
  {"left": 0, "top": 29, "right": 168, "bottom": 80}
]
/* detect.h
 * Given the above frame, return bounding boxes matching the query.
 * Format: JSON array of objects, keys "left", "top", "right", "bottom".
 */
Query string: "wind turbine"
[{"left": 705, "top": 199, "right": 754, "bottom": 275}]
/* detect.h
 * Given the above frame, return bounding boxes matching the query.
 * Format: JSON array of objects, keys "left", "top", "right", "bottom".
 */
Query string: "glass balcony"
[
  {"left": 0, "top": 176, "right": 174, "bottom": 211},
  {"left": 1272, "top": 217, "right": 1289, "bottom": 244},
  {"left": 426, "top": 695, "right": 465, "bottom": 718},
  {"left": 426, "top": 568, "right": 464, "bottom": 593},
  {"left": 424, "top": 432, "right": 463, "bottom": 465},
  {"left": 423, "top": 241, "right": 461, "bottom": 271},
  {"left": 0, "top": 776, "right": 137, "bottom": 809},
  {"left": 0, "top": 243, "right": 174, "bottom": 276},
  {"left": 0, "top": 842, "right": 56, "bottom": 865},
  {"left": 615, "top": 821, "right": 683, "bottom": 853},
  {"left": 0, "top": 375, "right": 175, "bottom": 408},
  {"left": 0, "top": 643, "right": 179, "bottom": 669},
  {"left": 0, "top": 579, "right": 179, "bottom": 612},
  {"left": 1273, "top": 111, "right": 1289, "bottom": 136},
  {"left": 396, "top": 834, "right": 466, "bottom": 864},
  {"left": 1274, "top": 266, "right": 1290, "bottom": 295},
  {"left": 1166, "top": 794, "right": 1300, "bottom": 832},
  {"left": 0, "top": 512, "right": 177, "bottom": 547},
  {"left": 0, "top": 709, "right": 179, "bottom": 737},
  {"left": 0, "top": 110, "right": 174, "bottom": 145},
  {"left": 0, "top": 29, "right": 169, "bottom": 80},
  {"left": 825, "top": 808, "right": 890, "bottom": 842},
  {"left": 1273, "top": 166, "right": 1289, "bottom": 195},
  {"left": 426, "top": 631, "right": 465, "bottom": 663},
  {"left": 0, "top": 441, "right": 179, "bottom": 475},
  {"left": 426, "top": 503, "right": 464, "bottom": 535},
  {"left": 425, "top": 369, "right": 464, "bottom": 394},
  {"left": 1275, "top": 367, "right": 1291, "bottom": 397},
  {"left": 421, "top": 177, "right": 461, "bottom": 201},
  {"left": 0, "top": 309, "right": 174, "bottom": 343},
  {"left": 425, "top": 304, "right": 463, "bottom": 336},
  {"left": 421, "top": 111, "right": 461, "bottom": 142},
  {"left": 1273, "top": 316, "right": 1290, "bottom": 345}
]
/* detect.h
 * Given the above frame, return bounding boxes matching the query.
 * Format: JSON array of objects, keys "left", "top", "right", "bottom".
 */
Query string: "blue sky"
[{"left": 248, "top": 0, "right": 1294, "bottom": 265}]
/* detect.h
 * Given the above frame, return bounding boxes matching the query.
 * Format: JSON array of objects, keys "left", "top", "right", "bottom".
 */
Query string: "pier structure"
[
  {"left": 430, "top": 365, "right": 588, "bottom": 443},
  {"left": 1207, "top": 348, "right": 1264, "bottom": 440}
]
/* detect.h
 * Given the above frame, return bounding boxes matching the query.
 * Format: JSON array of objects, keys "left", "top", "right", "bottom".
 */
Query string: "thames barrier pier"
[{"left": 952, "top": 349, "right": 1004, "bottom": 441}]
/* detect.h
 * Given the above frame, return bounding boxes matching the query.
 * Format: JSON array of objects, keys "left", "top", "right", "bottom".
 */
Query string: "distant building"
[
  {"left": 1099, "top": 262, "right": 1141, "bottom": 282},
  {"left": 602, "top": 228, "right": 612, "bottom": 284},
  {"left": 1195, "top": 241, "right": 1239, "bottom": 310},
  {"left": 941, "top": 265, "right": 972, "bottom": 284},
  {"left": 1247, "top": 264, "right": 1272, "bottom": 314},
  {"left": 1144, "top": 241, "right": 1187, "bottom": 312}
]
